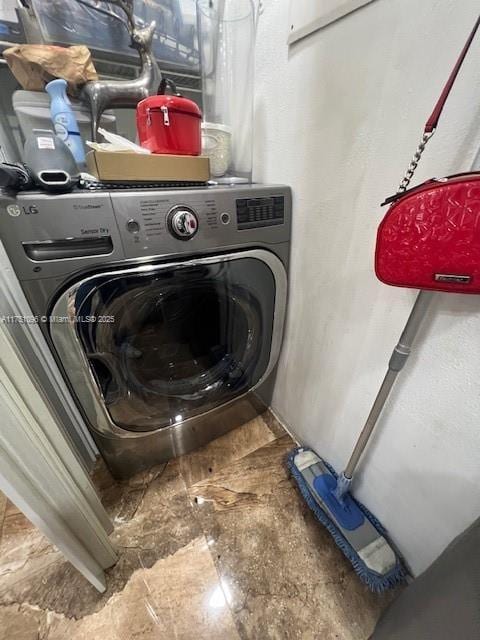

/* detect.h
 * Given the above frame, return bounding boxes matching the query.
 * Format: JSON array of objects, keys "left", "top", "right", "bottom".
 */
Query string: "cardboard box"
[{"left": 86, "top": 150, "right": 210, "bottom": 183}]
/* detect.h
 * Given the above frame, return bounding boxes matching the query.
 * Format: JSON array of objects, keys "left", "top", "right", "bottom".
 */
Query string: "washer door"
[{"left": 50, "top": 250, "right": 287, "bottom": 435}]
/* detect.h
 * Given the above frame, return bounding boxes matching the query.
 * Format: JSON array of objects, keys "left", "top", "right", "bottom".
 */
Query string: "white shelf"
[{"left": 288, "top": 0, "right": 375, "bottom": 45}]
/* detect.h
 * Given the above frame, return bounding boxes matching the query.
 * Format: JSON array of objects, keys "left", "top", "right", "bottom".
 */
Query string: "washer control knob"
[
  {"left": 168, "top": 207, "right": 199, "bottom": 240},
  {"left": 126, "top": 218, "right": 140, "bottom": 233}
]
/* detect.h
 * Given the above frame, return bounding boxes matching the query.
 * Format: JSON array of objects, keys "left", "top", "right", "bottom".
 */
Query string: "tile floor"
[{"left": 0, "top": 412, "right": 397, "bottom": 639}]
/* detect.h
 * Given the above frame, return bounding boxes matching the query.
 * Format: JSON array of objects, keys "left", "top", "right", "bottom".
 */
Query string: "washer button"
[
  {"left": 221, "top": 212, "right": 230, "bottom": 225},
  {"left": 126, "top": 219, "right": 140, "bottom": 233}
]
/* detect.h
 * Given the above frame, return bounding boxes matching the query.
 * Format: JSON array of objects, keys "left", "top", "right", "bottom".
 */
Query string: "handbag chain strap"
[
  {"left": 397, "top": 131, "right": 436, "bottom": 193},
  {"left": 396, "top": 14, "right": 480, "bottom": 194}
]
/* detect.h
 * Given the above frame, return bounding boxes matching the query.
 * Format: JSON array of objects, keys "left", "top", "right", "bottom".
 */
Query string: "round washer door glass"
[{"left": 69, "top": 255, "right": 278, "bottom": 432}]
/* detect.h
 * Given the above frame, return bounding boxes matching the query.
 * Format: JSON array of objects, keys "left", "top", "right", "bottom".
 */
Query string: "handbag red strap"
[
  {"left": 394, "top": 14, "right": 480, "bottom": 196},
  {"left": 424, "top": 14, "right": 480, "bottom": 133}
]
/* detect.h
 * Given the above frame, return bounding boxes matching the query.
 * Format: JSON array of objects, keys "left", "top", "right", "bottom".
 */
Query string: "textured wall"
[{"left": 253, "top": 0, "right": 480, "bottom": 575}]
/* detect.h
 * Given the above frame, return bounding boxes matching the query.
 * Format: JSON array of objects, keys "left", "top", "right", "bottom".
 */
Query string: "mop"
[
  {"left": 286, "top": 295, "right": 432, "bottom": 591},
  {"left": 288, "top": 14, "right": 480, "bottom": 592}
]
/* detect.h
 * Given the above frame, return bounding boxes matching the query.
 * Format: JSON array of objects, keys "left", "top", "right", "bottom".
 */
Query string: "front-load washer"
[{"left": 0, "top": 184, "right": 291, "bottom": 478}]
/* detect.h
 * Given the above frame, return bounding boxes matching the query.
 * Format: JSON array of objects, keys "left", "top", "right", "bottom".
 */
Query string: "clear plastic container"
[{"left": 197, "top": 0, "right": 255, "bottom": 183}]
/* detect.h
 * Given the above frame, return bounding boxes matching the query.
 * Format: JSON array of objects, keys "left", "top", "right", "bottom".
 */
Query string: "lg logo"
[
  {"left": 6, "top": 204, "right": 39, "bottom": 217},
  {"left": 6, "top": 204, "right": 20, "bottom": 217}
]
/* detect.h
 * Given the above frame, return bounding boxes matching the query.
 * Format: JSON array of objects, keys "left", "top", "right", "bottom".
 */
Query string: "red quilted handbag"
[{"left": 375, "top": 15, "right": 480, "bottom": 293}]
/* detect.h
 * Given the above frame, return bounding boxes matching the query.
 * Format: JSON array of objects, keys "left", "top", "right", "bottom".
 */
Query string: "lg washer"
[{"left": 0, "top": 185, "right": 291, "bottom": 478}]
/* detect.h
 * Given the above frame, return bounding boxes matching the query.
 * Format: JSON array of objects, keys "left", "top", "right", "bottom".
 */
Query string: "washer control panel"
[
  {"left": 109, "top": 186, "right": 290, "bottom": 258},
  {"left": 0, "top": 185, "right": 291, "bottom": 277},
  {"left": 167, "top": 206, "right": 199, "bottom": 240}
]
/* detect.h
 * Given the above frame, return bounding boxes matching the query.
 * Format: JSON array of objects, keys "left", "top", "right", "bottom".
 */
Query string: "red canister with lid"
[{"left": 136, "top": 79, "right": 202, "bottom": 155}]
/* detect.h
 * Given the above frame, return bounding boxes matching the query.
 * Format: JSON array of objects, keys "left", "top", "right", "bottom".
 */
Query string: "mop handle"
[{"left": 343, "top": 290, "right": 434, "bottom": 480}]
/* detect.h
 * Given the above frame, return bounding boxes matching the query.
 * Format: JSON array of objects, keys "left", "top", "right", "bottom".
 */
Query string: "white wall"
[{"left": 254, "top": 0, "right": 480, "bottom": 575}]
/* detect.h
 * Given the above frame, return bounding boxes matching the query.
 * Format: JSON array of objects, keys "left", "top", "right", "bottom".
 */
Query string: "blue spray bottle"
[{"left": 45, "top": 79, "right": 85, "bottom": 166}]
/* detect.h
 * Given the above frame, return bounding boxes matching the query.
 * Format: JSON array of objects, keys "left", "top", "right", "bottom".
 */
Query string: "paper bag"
[{"left": 3, "top": 44, "right": 98, "bottom": 95}]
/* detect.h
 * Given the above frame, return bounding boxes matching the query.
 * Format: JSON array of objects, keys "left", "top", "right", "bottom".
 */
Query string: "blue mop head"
[{"left": 287, "top": 447, "right": 407, "bottom": 592}]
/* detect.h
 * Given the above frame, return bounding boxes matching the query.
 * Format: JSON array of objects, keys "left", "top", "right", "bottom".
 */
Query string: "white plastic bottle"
[{"left": 45, "top": 79, "right": 85, "bottom": 165}]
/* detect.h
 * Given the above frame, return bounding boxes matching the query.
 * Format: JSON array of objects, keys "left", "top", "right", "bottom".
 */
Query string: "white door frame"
[{"left": 0, "top": 242, "right": 117, "bottom": 592}]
